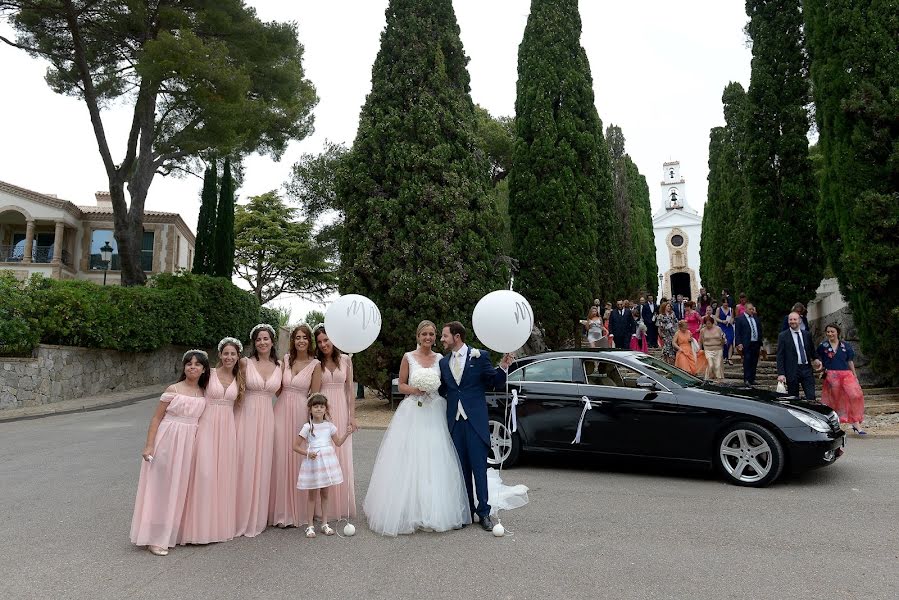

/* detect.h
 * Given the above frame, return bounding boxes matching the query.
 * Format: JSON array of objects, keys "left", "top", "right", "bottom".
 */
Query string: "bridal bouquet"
[{"left": 409, "top": 369, "right": 441, "bottom": 406}]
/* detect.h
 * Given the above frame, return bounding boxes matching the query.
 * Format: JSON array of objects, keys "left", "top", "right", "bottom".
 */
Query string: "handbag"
[{"left": 775, "top": 381, "right": 787, "bottom": 394}]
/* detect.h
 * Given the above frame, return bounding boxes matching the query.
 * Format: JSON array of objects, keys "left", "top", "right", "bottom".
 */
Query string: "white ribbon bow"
[
  {"left": 510, "top": 388, "right": 520, "bottom": 433},
  {"left": 571, "top": 396, "right": 593, "bottom": 444}
]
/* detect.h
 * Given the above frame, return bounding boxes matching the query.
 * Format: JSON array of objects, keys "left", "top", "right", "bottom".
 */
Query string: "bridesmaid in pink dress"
[
  {"left": 235, "top": 324, "right": 281, "bottom": 537},
  {"left": 314, "top": 325, "right": 358, "bottom": 519},
  {"left": 131, "top": 351, "right": 209, "bottom": 556},
  {"left": 685, "top": 302, "right": 702, "bottom": 341},
  {"left": 180, "top": 338, "right": 243, "bottom": 544},
  {"left": 269, "top": 324, "right": 322, "bottom": 527}
]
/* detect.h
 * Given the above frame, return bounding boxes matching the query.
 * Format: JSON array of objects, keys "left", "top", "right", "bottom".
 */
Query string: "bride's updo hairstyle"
[{"left": 416, "top": 320, "right": 437, "bottom": 344}]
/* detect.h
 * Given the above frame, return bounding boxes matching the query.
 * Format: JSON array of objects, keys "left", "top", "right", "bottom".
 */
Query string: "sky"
[{"left": 0, "top": 0, "right": 751, "bottom": 320}]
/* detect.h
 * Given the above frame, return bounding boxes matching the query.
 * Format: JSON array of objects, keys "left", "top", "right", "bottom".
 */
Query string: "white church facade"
[{"left": 652, "top": 161, "right": 703, "bottom": 301}]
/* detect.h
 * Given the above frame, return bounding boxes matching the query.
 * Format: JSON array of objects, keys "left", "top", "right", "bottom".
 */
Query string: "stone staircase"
[{"left": 644, "top": 348, "right": 899, "bottom": 416}]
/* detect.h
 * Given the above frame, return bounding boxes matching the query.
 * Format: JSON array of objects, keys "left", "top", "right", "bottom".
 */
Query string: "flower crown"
[
  {"left": 218, "top": 337, "right": 243, "bottom": 353},
  {"left": 182, "top": 349, "right": 209, "bottom": 361},
  {"left": 250, "top": 323, "right": 277, "bottom": 339}
]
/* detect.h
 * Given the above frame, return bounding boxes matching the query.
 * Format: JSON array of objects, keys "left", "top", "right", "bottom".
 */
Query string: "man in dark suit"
[
  {"left": 642, "top": 295, "right": 658, "bottom": 347},
  {"left": 776, "top": 312, "right": 821, "bottom": 399},
  {"left": 780, "top": 302, "right": 811, "bottom": 332},
  {"left": 609, "top": 300, "right": 635, "bottom": 349},
  {"left": 734, "top": 303, "right": 763, "bottom": 385},
  {"left": 672, "top": 294, "right": 685, "bottom": 321}
]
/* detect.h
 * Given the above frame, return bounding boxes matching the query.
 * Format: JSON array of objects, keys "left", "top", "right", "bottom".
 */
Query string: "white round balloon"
[
  {"left": 324, "top": 294, "right": 382, "bottom": 353},
  {"left": 343, "top": 523, "right": 356, "bottom": 537},
  {"left": 472, "top": 290, "right": 534, "bottom": 353}
]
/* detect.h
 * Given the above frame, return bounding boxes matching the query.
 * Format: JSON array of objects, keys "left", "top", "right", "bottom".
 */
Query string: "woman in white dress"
[{"left": 363, "top": 320, "right": 471, "bottom": 535}]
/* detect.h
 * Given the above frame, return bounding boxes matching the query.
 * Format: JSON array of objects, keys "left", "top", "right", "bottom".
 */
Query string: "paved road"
[{"left": 1, "top": 398, "right": 897, "bottom": 600}]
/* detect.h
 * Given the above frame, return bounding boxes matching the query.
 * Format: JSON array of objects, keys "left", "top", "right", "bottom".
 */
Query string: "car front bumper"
[{"left": 784, "top": 428, "right": 846, "bottom": 472}]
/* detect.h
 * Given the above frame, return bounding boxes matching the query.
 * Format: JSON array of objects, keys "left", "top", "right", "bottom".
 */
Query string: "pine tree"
[
  {"left": 510, "top": 0, "right": 615, "bottom": 346},
  {"left": 336, "top": 0, "right": 503, "bottom": 394},
  {"left": 192, "top": 164, "right": 218, "bottom": 274},
  {"left": 805, "top": 0, "right": 899, "bottom": 383},
  {"left": 743, "top": 0, "right": 822, "bottom": 335},
  {"left": 211, "top": 157, "right": 235, "bottom": 278}
]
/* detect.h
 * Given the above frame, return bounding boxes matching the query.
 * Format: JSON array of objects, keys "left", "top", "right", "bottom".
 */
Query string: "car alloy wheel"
[
  {"left": 717, "top": 422, "right": 784, "bottom": 487},
  {"left": 487, "top": 418, "right": 520, "bottom": 467}
]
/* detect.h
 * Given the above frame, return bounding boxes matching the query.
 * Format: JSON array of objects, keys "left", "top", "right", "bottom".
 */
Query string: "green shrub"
[
  {"left": 0, "top": 273, "right": 40, "bottom": 356},
  {"left": 150, "top": 272, "right": 259, "bottom": 347}
]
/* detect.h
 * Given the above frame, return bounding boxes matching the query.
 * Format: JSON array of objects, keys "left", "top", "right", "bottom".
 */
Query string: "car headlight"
[{"left": 787, "top": 408, "right": 830, "bottom": 433}]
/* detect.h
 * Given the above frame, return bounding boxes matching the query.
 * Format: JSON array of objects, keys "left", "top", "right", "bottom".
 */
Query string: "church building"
[{"left": 652, "top": 161, "right": 703, "bottom": 301}]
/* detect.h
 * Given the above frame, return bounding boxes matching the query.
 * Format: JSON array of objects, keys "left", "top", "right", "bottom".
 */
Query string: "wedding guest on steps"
[
  {"left": 657, "top": 301, "right": 678, "bottom": 365},
  {"left": 817, "top": 324, "right": 867, "bottom": 435},
  {"left": 315, "top": 324, "right": 358, "bottom": 519},
  {"left": 180, "top": 340, "right": 243, "bottom": 544},
  {"left": 700, "top": 316, "right": 726, "bottom": 381},
  {"left": 131, "top": 351, "right": 209, "bottom": 556},
  {"left": 235, "top": 324, "right": 281, "bottom": 537},
  {"left": 270, "top": 324, "right": 322, "bottom": 528}
]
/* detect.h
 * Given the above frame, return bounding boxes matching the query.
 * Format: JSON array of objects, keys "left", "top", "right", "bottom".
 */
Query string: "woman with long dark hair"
[
  {"left": 314, "top": 324, "right": 357, "bottom": 519},
  {"left": 235, "top": 324, "right": 281, "bottom": 537},
  {"left": 270, "top": 324, "right": 322, "bottom": 527},
  {"left": 131, "top": 350, "right": 209, "bottom": 556}
]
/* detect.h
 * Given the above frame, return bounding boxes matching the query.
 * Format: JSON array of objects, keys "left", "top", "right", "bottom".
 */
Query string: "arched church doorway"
[{"left": 670, "top": 272, "right": 691, "bottom": 299}]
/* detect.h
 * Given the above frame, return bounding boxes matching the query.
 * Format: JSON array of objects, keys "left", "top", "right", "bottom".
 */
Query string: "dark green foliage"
[
  {"left": 0, "top": 273, "right": 40, "bottom": 356},
  {"left": 804, "top": 0, "right": 899, "bottom": 382},
  {"left": 3, "top": 0, "right": 317, "bottom": 285},
  {"left": 1, "top": 273, "right": 261, "bottom": 355},
  {"left": 192, "top": 163, "right": 218, "bottom": 275},
  {"left": 147, "top": 273, "right": 260, "bottom": 347},
  {"left": 510, "top": 0, "right": 615, "bottom": 346},
  {"left": 303, "top": 310, "right": 326, "bottom": 330},
  {"left": 336, "top": 0, "right": 503, "bottom": 394},
  {"left": 605, "top": 125, "right": 657, "bottom": 299},
  {"left": 743, "top": 0, "right": 823, "bottom": 334},
  {"left": 211, "top": 157, "right": 236, "bottom": 278},
  {"left": 234, "top": 191, "right": 336, "bottom": 305},
  {"left": 474, "top": 107, "right": 515, "bottom": 262},
  {"left": 701, "top": 83, "right": 753, "bottom": 298}
]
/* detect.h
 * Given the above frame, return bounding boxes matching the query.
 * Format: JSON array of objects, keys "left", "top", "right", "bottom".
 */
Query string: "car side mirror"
[{"left": 636, "top": 376, "right": 658, "bottom": 391}]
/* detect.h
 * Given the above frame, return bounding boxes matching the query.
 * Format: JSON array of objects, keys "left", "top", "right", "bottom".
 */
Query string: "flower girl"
[{"left": 293, "top": 393, "right": 354, "bottom": 538}]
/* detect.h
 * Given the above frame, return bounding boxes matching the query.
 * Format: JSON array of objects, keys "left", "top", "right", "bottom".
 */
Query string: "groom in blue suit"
[{"left": 439, "top": 321, "right": 512, "bottom": 531}]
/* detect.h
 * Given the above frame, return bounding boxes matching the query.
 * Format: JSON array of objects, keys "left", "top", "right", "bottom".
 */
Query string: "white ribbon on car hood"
[{"left": 571, "top": 396, "right": 593, "bottom": 444}]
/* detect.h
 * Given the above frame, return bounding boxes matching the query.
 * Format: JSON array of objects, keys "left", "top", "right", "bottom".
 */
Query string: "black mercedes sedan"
[{"left": 485, "top": 349, "right": 845, "bottom": 487}]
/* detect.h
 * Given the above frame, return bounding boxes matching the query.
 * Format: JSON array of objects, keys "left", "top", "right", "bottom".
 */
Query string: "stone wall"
[{"left": 0, "top": 344, "right": 199, "bottom": 411}]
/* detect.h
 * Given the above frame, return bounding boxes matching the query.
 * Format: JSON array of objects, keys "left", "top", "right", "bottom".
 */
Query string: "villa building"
[{"left": 0, "top": 179, "right": 195, "bottom": 283}]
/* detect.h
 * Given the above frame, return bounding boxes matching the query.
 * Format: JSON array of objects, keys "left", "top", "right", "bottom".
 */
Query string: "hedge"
[{"left": 0, "top": 272, "right": 261, "bottom": 356}]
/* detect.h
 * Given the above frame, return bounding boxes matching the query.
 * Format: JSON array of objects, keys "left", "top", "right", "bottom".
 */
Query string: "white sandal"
[
  {"left": 148, "top": 545, "right": 169, "bottom": 556},
  {"left": 305, "top": 525, "right": 316, "bottom": 538},
  {"left": 321, "top": 523, "right": 335, "bottom": 536}
]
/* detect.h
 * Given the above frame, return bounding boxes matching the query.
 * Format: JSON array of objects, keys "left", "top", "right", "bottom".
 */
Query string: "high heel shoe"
[
  {"left": 148, "top": 545, "right": 169, "bottom": 556},
  {"left": 851, "top": 425, "right": 867, "bottom": 435}
]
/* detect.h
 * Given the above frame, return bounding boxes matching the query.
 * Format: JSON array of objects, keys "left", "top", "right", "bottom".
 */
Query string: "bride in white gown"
[{"left": 363, "top": 320, "right": 528, "bottom": 536}]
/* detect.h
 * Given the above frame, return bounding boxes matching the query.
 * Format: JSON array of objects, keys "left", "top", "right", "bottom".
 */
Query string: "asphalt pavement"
[{"left": 1, "top": 397, "right": 897, "bottom": 600}]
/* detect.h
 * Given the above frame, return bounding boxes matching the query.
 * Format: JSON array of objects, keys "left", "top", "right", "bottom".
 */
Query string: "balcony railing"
[{"left": 1, "top": 244, "right": 56, "bottom": 264}]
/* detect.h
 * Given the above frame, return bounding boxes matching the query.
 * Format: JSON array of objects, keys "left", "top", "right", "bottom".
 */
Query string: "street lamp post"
[
  {"left": 100, "top": 241, "right": 113, "bottom": 285},
  {"left": 658, "top": 273, "right": 663, "bottom": 298}
]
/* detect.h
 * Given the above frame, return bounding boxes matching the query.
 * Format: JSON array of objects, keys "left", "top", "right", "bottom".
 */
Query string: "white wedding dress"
[{"left": 363, "top": 352, "right": 529, "bottom": 536}]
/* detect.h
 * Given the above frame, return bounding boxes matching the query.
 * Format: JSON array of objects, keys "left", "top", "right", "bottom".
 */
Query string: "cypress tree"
[
  {"left": 743, "top": 0, "right": 822, "bottom": 334},
  {"left": 510, "top": 0, "right": 614, "bottom": 346},
  {"left": 211, "top": 157, "right": 236, "bottom": 278},
  {"left": 337, "top": 0, "right": 503, "bottom": 393},
  {"left": 192, "top": 163, "right": 218, "bottom": 274},
  {"left": 626, "top": 159, "right": 658, "bottom": 296},
  {"left": 606, "top": 125, "right": 638, "bottom": 299},
  {"left": 700, "top": 126, "right": 726, "bottom": 294},
  {"left": 805, "top": 0, "right": 899, "bottom": 383}
]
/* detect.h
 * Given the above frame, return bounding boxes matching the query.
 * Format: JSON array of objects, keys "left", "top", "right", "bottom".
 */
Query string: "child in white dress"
[{"left": 293, "top": 393, "right": 353, "bottom": 538}]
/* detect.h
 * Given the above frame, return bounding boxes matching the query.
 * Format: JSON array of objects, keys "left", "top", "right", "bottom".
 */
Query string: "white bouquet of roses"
[{"left": 409, "top": 369, "right": 441, "bottom": 406}]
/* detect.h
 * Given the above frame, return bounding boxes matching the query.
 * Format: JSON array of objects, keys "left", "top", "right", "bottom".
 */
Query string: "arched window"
[{"left": 669, "top": 169, "right": 675, "bottom": 179}]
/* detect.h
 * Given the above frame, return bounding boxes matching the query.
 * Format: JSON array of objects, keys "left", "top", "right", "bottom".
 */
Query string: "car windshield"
[{"left": 634, "top": 355, "right": 703, "bottom": 388}]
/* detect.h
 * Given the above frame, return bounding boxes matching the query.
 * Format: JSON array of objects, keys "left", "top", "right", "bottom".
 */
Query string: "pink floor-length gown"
[
  {"left": 686, "top": 311, "right": 702, "bottom": 341},
  {"left": 234, "top": 359, "right": 280, "bottom": 537},
  {"left": 321, "top": 354, "right": 356, "bottom": 518},
  {"left": 180, "top": 369, "right": 238, "bottom": 544},
  {"left": 130, "top": 391, "right": 206, "bottom": 549},
  {"left": 269, "top": 356, "right": 318, "bottom": 527}
]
